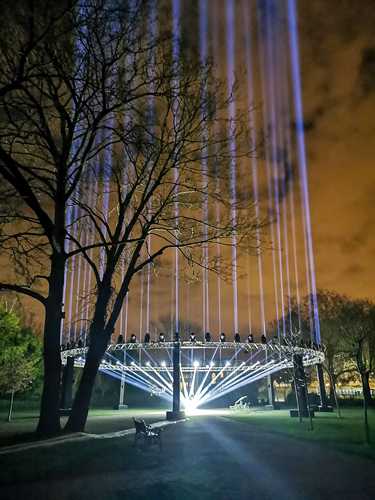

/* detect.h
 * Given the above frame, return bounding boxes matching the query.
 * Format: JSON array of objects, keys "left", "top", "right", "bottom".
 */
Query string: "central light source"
[{"left": 183, "top": 397, "right": 200, "bottom": 414}]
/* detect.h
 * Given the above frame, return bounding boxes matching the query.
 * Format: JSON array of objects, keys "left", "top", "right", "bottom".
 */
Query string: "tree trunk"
[
  {"left": 327, "top": 360, "right": 336, "bottom": 404},
  {"left": 316, "top": 364, "right": 327, "bottom": 408},
  {"left": 65, "top": 269, "right": 116, "bottom": 432},
  {"left": 361, "top": 371, "right": 373, "bottom": 407},
  {"left": 328, "top": 370, "right": 341, "bottom": 418},
  {"left": 359, "top": 371, "right": 371, "bottom": 444},
  {"left": 65, "top": 333, "right": 108, "bottom": 432},
  {"left": 7, "top": 391, "right": 15, "bottom": 422},
  {"left": 36, "top": 252, "right": 65, "bottom": 436}
]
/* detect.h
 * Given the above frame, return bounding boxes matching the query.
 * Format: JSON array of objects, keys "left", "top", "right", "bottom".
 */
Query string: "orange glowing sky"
[
  {"left": 1, "top": 1, "right": 374, "bottom": 339},
  {"left": 122, "top": 0, "right": 375, "bottom": 338}
]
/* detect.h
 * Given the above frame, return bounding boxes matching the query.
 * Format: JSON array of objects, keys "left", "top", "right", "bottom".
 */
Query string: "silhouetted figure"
[
  {"left": 130, "top": 334, "right": 136, "bottom": 343},
  {"left": 190, "top": 332, "right": 196, "bottom": 343},
  {"left": 205, "top": 331, "right": 211, "bottom": 342},
  {"left": 159, "top": 332, "right": 165, "bottom": 342},
  {"left": 247, "top": 334, "right": 254, "bottom": 343},
  {"left": 66, "top": 341, "right": 71, "bottom": 350},
  {"left": 220, "top": 332, "right": 226, "bottom": 343},
  {"left": 117, "top": 334, "right": 124, "bottom": 345},
  {"left": 261, "top": 334, "right": 267, "bottom": 344},
  {"left": 234, "top": 333, "right": 241, "bottom": 343},
  {"left": 174, "top": 331, "right": 180, "bottom": 342},
  {"left": 78, "top": 338, "right": 83, "bottom": 348},
  {"left": 61, "top": 344, "right": 66, "bottom": 351}
]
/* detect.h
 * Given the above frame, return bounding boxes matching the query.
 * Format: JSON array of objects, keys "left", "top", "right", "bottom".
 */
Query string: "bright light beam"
[
  {"left": 180, "top": 365, "right": 189, "bottom": 400},
  {"left": 148, "top": 364, "right": 174, "bottom": 395},
  {"left": 204, "top": 360, "right": 273, "bottom": 402},
  {"left": 189, "top": 363, "right": 199, "bottom": 398},
  {"left": 203, "top": 362, "right": 287, "bottom": 406},
  {"left": 287, "top": 0, "right": 321, "bottom": 343},
  {"left": 199, "top": 363, "right": 253, "bottom": 405},
  {"left": 194, "top": 347, "right": 219, "bottom": 399},
  {"left": 198, "top": 353, "right": 245, "bottom": 401},
  {"left": 137, "top": 363, "right": 173, "bottom": 396}
]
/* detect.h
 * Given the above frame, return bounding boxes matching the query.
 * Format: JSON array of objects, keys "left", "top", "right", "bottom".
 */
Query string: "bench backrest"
[{"left": 133, "top": 418, "right": 148, "bottom": 434}]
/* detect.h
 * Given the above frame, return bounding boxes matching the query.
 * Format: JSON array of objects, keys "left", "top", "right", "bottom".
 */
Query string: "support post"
[
  {"left": 116, "top": 350, "right": 128, "bottom": 409},
  {"left": 166, "top": 332, "right": 185, "bottom": 420},
  {"left": 117, "top": 372, "right": 127, "bottom": 409},
  {"left": 266, "top": 374, "right": 275, "bottom": 409},
  {"left": 316, "top": 364, "right": 333, "bottom": 412},
  {"left": 60, "top": 356, "right": 74, "bottom": 413}
]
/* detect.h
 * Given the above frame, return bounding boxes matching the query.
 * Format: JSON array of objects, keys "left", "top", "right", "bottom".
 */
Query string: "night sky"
[
  {"left": 124, "top": 0, "right": 375, "bottom": 336},
  {"left": 1, "top": 0, "right": 374, "bottom": 336},
  {"left": 299, "top": 0, "right": 375, "bottom": 301},
  {"left": 142, "top": 0, "right": 375, "bottom": 336}
]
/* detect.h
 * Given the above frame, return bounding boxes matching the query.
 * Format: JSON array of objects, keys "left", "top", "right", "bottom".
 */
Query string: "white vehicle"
[{"left": 229, "top": 396, "right": 251, "bottom": 410}]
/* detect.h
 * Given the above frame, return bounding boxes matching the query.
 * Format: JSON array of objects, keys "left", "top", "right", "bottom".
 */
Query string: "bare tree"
[
  {"left": 313, "top": 290, "right": 355, "bottom": 415},
  {"left": 64, "top": 48, "right": 259, "bottom": 432},
  {"left": 339, "top": 297, "right": 375, "bottom": 443},
  {"left": 297, "top": 291, "right": 375, "bottom": 439},
  {"left": 0, "top": 0, "right": 185, "bottom": 435},
  {"left": 0, "top": 0, "right": 261, "bottom": 435}
]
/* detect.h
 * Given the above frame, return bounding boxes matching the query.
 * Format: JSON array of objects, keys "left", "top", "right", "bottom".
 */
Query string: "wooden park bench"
[{"left": 133, "top": 418, "right": 162, "bottom": 451}]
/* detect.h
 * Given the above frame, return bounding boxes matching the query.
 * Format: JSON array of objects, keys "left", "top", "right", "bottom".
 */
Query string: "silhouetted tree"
[
  {"left": 338, "top": 297, "right": 375, "bottom": 442},
  {"left": 0, "top": 0, "right": 261, "bottom": 434},
  {"left": 0, "top": 0, "right": 183, "bottom": 435}
]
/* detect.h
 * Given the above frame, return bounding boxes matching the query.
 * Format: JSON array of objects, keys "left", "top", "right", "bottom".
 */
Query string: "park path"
[{"left": 1, "top": 415, "right": 374, "bottom": 500}]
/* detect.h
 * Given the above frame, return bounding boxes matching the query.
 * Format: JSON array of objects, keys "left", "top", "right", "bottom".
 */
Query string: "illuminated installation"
[
  {"left": 62, "top": 341, "right": 324, "bottom": 412},
  {"left": 60, "top": 0, "right": 323, "bottom": 407}
]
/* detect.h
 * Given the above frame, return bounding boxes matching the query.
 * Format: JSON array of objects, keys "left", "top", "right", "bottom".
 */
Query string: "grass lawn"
[
  {"left": 0, "top": 407, "right": 166, "bottom": 447},
  {"left": 226, "top": 407, "right": 375, "bottom": 460}
]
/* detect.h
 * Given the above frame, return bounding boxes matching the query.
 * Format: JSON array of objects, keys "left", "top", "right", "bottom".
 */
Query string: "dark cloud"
[
  {"left": 292, "top": 118, "right": 316, "bottom": 134},
  {"left": 296, "top": 0, "right": 375, "bottom": 302},
  {"left": 345, "top": 263, "right": 365, "bottom": 277},
  {"left": 273, "top": 148, "right": 295, "bottom": 202},
  {"left": 359, "top": 47, "right": 375, "bottom": 96}
]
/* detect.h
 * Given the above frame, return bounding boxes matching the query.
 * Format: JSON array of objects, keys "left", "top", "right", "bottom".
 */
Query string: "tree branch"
[{"left": 0, "top": 283, "right": 46, "bottom": 306}]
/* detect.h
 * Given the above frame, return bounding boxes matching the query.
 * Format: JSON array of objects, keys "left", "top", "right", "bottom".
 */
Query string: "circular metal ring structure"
[{"left": 61, "top": 342, "right": 324, "bottom": 411}]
